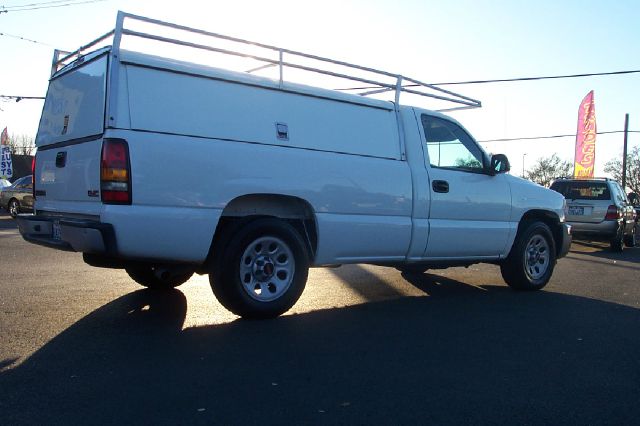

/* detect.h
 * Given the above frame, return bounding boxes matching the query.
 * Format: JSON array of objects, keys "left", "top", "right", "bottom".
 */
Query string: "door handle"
[
  {"left": 432, "top": 180, "right": 449, "bottom": 193},
  {"left": 56, "top": 151, "right": 67, "bottom": 168}
]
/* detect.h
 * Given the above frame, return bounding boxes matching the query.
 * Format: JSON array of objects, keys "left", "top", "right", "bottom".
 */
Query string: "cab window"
[{"left": 421, "top": 115, "right": 484, "bottom": 172}]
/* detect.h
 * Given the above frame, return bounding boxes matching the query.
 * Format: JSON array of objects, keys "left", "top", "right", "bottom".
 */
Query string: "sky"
[{"left": 0, "top": 0, "right": 638, "bottom": 177}]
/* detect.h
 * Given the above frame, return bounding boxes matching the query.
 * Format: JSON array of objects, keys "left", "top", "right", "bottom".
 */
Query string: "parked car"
[
  {"left": 0, "top": 175, "right": 34, "bottom": 218},
  {"left": 0, "top": 178, "right": 11, "bottom": 189},
  {"left": 550, "top": 177, "right": 636, "bottom": 251}
]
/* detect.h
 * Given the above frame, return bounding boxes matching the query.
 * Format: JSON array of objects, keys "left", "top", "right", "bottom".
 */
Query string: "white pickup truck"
[{"left": 18, "top": 12, "right": 571, "bottom": 318}]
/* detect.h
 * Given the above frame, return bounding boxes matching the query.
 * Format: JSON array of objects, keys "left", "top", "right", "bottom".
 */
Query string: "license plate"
[
  {"left": 52, "top": 221, "right": 61, "bottom": 241},
  {"left": 568, "top": 206, "right": 584, "bottom": 216}
]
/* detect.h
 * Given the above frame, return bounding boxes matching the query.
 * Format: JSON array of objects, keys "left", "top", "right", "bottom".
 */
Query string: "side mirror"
[{"left": 489, "top": 154, "right": 510, "bottom": 175}]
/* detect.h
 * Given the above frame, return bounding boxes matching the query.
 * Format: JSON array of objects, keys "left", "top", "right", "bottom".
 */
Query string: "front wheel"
[
  {"left": 501, "top": 221, "right": 556, "bottom": 291},
  {"left": 8, "top": 199, "right": 20, "bottom": 218},
  {"left": 126, "top": 265, "right": 194, "bottom": 289},
  {"left": 209, "top": 218, "right": 309, "bottom": 319}
]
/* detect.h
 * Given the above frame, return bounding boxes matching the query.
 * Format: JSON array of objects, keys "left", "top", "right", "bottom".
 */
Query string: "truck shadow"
[{"left": 1, "top": 282, "right": 639, "bottom": 425}]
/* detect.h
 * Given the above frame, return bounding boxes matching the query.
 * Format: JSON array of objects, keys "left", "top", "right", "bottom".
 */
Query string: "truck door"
[{"left": 419, "top": 113, "right": 512, "bottom": 258}]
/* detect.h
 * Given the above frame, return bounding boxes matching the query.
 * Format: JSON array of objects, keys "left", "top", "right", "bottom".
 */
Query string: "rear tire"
[
  {"left": 126, "top": 265, "right": 194, "bottom": 289},
  {"left": 611, "top": 232, "right": 624, "bottom": 252},
  {"left": 623, "top": 230, "right": 636, "bottom": 248},
  {"left": 209, "top": 218, "right": 309, "bottom": 319},
  {"left": 396, "top": 265, "right": 429, "bottom": 274},
  {"left": 501, "top": 221, "right": 556, "bottom": 291}
]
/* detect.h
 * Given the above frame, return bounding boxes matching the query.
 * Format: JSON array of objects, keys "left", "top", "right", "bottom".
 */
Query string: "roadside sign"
[{"left": 1, "top": 145, "right": 12, "bottom": 178}]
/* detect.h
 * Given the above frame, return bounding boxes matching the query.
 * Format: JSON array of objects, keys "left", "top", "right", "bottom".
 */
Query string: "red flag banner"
[
  {"left": 574, "top": 91, "right": 596, "bottom": 178},
  {"left": 0, "top": 127, "right": 7, "bottom": 145}
]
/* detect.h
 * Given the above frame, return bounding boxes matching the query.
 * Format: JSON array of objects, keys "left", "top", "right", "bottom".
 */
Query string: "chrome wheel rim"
[
  {"left": 9, "top": 200, "right": 18, "bottom": 217},
  {"left": 239, "top": 236, "right": 295, "bottom": 302},
  {"left": 524, "top": 234, "right": 550, "bottom": 280}
]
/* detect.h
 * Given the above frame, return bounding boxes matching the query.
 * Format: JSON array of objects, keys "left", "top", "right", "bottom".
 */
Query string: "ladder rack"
[{"left": 51, "top": 11, "right": 482, "bottom": 112}]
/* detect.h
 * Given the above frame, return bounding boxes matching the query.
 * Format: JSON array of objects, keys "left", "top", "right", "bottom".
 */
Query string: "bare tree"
[
  {"left": 6, "top": 133, "right": 35, "bottom": 155},
  {"left": 524, "top": 154, "right": 572, "bottom": 187},
  {"left": 604, "top": 146, "right": 640, "bottom": 194}
]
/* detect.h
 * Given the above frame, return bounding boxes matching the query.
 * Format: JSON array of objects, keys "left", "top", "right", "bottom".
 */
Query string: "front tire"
[
  {"left": 8, "top": 199, "right": 20, "bottom": 218},
  {"left": 126, "top": 265, "right": 194, "bottom": 289},
  {"left": 501, "top": 221, "right": 556, "bottom": 291},
  {"left": 209, "top": 218, "right": 309, "bottom": 319}
]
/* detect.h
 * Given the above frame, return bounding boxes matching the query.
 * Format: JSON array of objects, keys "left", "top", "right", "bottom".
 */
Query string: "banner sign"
[
  {"left": 574, "top": 91, "right": 596, "bottom": 178},
  {"left": 0, "top": 127, "right": 11, "bottom": 178}
]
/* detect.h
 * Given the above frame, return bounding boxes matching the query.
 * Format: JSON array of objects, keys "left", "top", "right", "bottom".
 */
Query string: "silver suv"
[{"left": 550, "top": 178, "right": 636, "bottom": 251}]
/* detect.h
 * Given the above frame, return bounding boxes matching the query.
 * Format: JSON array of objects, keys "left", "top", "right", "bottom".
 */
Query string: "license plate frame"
[{"left": 568, "top": 206, "right": 584, "bottom": 216}]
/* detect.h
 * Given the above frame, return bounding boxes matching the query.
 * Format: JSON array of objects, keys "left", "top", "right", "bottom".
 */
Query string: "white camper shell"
[{"left": 19, "top": 12, "right": 571, "bottom": 318}]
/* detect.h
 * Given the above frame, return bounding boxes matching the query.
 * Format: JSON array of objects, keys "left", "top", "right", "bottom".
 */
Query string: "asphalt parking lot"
[{"left": 1, "top": 210, "right": 639, "bottom": 425}]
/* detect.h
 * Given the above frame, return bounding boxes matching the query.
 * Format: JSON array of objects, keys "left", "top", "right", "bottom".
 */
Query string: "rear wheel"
[
  {"left": 610, "top": 231, "right": 624, "bottom": 252},
  {"left": 125, "top": 265, "right": 194, "bottom": 289},
  {"left": 501, "top": 221, "right": 556, "bottom": 291},
  {"left": 8, "top": 199, "right": 20, "bottom": 218},
  {"left": 623, "top": 228, "right": 636, "bottom": 248},
  {"left": 209, "top": 218, "right": 309, "bottom": 319}
]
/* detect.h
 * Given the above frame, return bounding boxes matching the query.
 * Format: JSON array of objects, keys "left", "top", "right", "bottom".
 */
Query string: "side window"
[
  {"left": 612, "top": 183, "right": 627, "bottom": 204},
  {"left": 12, "top": 177, "right": 26, "bottom": 188},
  {"left": 421, "top": 114, "right": 485, "bottom": 172}
]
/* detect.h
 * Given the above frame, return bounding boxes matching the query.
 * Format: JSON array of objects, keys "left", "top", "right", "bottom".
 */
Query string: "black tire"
[
  {"left": 125, "top": 265, "right": 194, "bottom": 289},
  {"left": 623, "top": 229, "right": 636, "bottom": 248},
  {"left": 501, "top": 221, "right": 556, "bottom": 291},
  {"left": 610, "top": 231, "right": 624, "bottom": 252},
  {"left": 396, "top": 265, "right": 428, "bottom": 274},
  {"left": 209, "top": 218, "right": 309, "bottom": 319},
  {"left": 8, "top": 199, "right": 20, "bottom": 218}
]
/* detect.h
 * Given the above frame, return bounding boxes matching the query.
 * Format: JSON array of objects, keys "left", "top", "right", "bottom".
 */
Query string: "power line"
[
  {"left": 479, "top": 130, "right": 640, "bottom": 143},
  {"left": 0, "top": 0, "right": 105, "bottom": 13},
  {"left": 2, "top": 0, "right": 78, "bottom": 8},
  {"left": 0, "top": 31, "right": 51, "bottom": 46},
  {"left": 336, "top": 69, "right": 640, "bottom": 92},
  {"left": 0, "top": 95, "right": 45, "bottom": 101},
  {"left": 429, "top": 70, "right": 640, "bottom": 86}
]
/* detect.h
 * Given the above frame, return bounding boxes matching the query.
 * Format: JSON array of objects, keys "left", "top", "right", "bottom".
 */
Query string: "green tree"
[
  {"left": 454, "top": 156, "right": 482, "bottom": 169},
  {"left": 604, "top": 146, "right": 640, "bottom": 194},
  {"left": 524, "top": 154, "right": 572, "bottom": 187}
]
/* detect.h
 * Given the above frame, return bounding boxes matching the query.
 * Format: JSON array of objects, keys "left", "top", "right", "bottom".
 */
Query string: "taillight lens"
[
  {"left": 101, "top": 139, "right": 131, "bottom": 204},
  {"left": 604, "top": 205, "right": 621, "bottom": 220}
]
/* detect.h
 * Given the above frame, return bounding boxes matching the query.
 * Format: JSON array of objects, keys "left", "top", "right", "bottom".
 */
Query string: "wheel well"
[
  {"left": 201, "top": 194, "right": 318, "bottom": 272},
  {"left": 517, "top": 210, "right": 563, "bottom": 255}
]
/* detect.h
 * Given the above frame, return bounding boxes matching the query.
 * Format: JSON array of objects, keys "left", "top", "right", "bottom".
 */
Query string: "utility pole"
[{"left": 622, "top": 114, "right": 629, "bottom": 189}]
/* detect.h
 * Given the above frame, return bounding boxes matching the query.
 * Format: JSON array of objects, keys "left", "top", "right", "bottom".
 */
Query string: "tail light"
[
  {"left": 604, "top": 205, "right": 622, "bottom": 220},
  {"left": 101, "top": 138, "right": 131, "bottom": 204},
  {"left": 32, "top": 155, "right": 36, "bottom": 200}
]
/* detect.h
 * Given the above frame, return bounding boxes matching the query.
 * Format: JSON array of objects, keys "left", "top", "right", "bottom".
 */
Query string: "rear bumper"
[
  {"left": 569, "top": 220, "right": 620, "bottom": 241},
  {"left": 558, "top": 223, "right": 572, "bottom": 259},
  {"left": 16, "top": 214, "right": 116, "bottom": 255}
]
